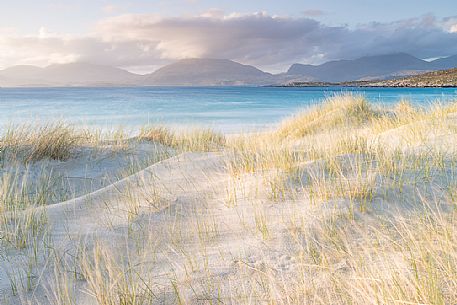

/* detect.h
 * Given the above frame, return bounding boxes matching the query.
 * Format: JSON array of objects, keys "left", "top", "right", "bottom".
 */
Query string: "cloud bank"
[{"left": 1, "top": 12, "right": 457, "bottom": 73}]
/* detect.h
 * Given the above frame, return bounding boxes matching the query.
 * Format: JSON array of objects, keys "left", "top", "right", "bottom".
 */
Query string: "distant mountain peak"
[{"left": 143, "top": 58, "right": 273, "bottom": 86}]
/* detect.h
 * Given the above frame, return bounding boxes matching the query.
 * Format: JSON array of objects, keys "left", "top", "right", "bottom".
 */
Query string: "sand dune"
[{"left": 2, "top": 96, "right": 457, "bottom": 304}]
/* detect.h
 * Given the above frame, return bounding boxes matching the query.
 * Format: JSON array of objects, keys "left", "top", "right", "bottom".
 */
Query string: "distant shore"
[
  {"left": 271, "top": 81, "right": 457, "bottom": 88},
  {"left": 275, "top": 68, "right": 457, "bottom": 88}
]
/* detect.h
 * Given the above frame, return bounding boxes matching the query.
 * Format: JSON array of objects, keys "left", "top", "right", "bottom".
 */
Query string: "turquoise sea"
[{"left": 0, "top": 86, "right": 456, "bottom": 133}]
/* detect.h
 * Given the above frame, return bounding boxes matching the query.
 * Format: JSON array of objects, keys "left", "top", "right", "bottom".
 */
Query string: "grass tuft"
[
  {"left": 140, "top": 127, "right": 225, "bottom": 152},
  {"left": 0, "top": 123, "right": 82, "bottom": 162},
  {"left": 276, "top": 94, "right": 375, "bottom": 139}
]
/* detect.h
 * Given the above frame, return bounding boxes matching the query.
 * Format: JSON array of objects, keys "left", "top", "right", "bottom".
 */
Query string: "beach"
[{"left": 1, "top": 94, "right": 457, "bottom": 304}]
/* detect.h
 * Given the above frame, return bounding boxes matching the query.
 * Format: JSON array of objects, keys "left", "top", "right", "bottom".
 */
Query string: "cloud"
[
  {"left": 199, "top": 9, "right": 226, "bottom": 18},
  {"left": 0, "top": 27, "right": 166, "bottom": 69},
  {"left": 1, "top": 12, "right": 457, "bottom": 72}
]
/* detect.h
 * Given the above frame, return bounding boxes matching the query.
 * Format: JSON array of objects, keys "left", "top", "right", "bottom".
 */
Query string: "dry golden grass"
[
  {"left": 371, "top": 100, "right": 426, "bottom": 133},
  {"left": 0, "top": 123, "right": 84, "bottom": 163},
  {"left": 0, "top": 168, "right": 49, "bottom": 250},
  {"left": 226, "top": 138, "right": 301, "bottom": 175},
  {"left": 79, "top": 243, "right": 154, "bottom": 305},
  {"left": 276, "top": 94, "right": 375, "bottom": 139},
  {"left": 269, "top": 207, "right": 457, "bottom": 305},
  {"left": 140, "top": 126, "right": 225, "bottom": 152},
  {"left": 139, "top": 126, "right": 174, "bottom": 146}
]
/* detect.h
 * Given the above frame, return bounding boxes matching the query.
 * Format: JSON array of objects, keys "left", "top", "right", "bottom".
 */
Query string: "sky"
[{"left": 1, "top": 0, "right": 457, "bottom": 73}]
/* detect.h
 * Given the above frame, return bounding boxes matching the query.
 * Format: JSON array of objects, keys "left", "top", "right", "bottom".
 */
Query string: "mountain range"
[{"left": 1, "top": 53, "right": 457, "bottom": 87}]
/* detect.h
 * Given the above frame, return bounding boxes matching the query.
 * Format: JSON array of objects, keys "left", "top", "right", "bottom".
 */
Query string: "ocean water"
[{"left": 0, "top": 86, "right": 456, "bottom": 134}]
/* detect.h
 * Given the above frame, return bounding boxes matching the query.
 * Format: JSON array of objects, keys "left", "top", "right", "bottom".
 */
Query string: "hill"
[
  {"left": 366, "top": 68, "right": 457, "bottom": 87},
  {"left": 429, "top": 55, "right": 457, "bottom": 70},
  {"left": 142, "top": 58, "right": 274, "bottom": 86},
  {"left": 0, "top": 63, "right": 141, "bottom": 87}
]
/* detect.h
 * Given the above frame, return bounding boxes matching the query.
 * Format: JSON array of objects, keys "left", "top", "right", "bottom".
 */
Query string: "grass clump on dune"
[
  {"left": 226, "top": 94, "right": 376, "bottom": 176},
  {"left": 79, "top": 242, "right": 154, "bottom": 305},
  {"left": 226, "top": 134, "right": 301, "bottom": 175},
  {"left": 276, "top": 94, "right": 375, "bottom": 139},
  {"left": 0, "top": 169, "right": 49, "bottom": 250},
  {"left": 372, "top": 99, "right": 457, "bottom": 134},
  {"left": 140, "top": 127, "right": 225, "bottom": 152},
  {"left": 371, "top": 100, "right": 426, "bottom": 133},
  {"left": 138, "top": 127, "right": 174, "bottom": 147},
  {"left": 0, "top": 123, "right": 83, "bottom": 163},
  {"left": 226, "top": 95, "right": 457, "bottom": 206}
]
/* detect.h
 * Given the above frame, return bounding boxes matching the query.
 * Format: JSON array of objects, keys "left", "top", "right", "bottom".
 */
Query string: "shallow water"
[{"left": 0, "top": 86, "right": 456, "bottom": 133}]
